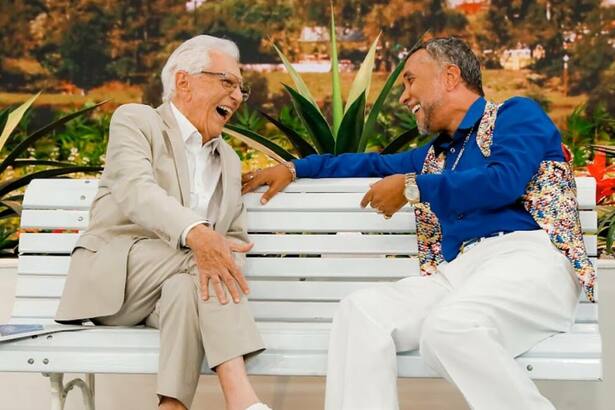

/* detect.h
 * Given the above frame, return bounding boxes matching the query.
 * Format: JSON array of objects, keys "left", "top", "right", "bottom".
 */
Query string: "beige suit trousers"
[{"left": 94, "top": 238, "right": 265, "bottom": 408}]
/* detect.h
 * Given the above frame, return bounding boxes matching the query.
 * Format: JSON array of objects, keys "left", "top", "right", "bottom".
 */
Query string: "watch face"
[{"left": 405, "top": 184, "right": 418, "bottom": 202}]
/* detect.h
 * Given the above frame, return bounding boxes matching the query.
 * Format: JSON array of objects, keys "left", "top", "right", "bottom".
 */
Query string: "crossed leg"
[{"left": 96, "top": 239, "right": 265, "bottom": 409}]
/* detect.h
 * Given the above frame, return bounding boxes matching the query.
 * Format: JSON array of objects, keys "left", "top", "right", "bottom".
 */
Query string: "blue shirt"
[{"left": 293, "top": 96, "right": 565, "bottom": 262}]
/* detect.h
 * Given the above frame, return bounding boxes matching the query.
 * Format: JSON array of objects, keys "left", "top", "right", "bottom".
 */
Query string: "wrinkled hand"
[
  {"left": 186, "top": 224, "right": 254, "bottom": 304},
  {"left": 360, "top": 174, "right": 407, "bottom": 218},
  {"left": 241, "top": 164, "right": 293, "bottom": 204}
]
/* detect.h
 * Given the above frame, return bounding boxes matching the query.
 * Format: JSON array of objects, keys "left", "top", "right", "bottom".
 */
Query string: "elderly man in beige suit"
[{"left": 55, "top": 35, "right": 270, "bottom": 410}]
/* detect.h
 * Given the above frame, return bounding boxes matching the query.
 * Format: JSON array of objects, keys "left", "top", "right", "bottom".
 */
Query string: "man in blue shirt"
[{"left": 242, "top": 38, "right": 585, "bottom": 410}]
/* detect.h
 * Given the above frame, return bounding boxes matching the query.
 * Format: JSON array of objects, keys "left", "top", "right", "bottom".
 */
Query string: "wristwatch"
[
  {"left": 404, "top": 173, "right": 420, "bottom": 204},
  {"left": 283, "top": 161, "right": 297, "bottom": 181}
]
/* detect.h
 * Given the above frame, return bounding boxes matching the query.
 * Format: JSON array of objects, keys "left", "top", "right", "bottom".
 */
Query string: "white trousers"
[{"left": 324, "top": 230, "right": 581, "bottom": 410}]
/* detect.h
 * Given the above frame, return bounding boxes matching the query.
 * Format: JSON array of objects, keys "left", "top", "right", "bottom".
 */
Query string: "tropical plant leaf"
[
  {"left": 258, "top": 111, "right": 317, "bottom": 157},
  {"left": 272, "top": 44, "right": 320, "bottom": 111},
  {"left": 381, "top": 127, "right": 420, "bottom": 154},
  {"left": 607, "top": 218, "right": 615, "bottom": 254},
  {"left": 0, "top": 200, "right": 22, "bottom": 216},
  {"left": 329, "top": 6, "right": 343, "bottom": 138},
  {"left": 12, "top": 159, "right": 76, "bottom": 168},
  {"left": 0, "top": 100, "right": 108, "bottom": 174},
  {"left": 358, "top": 30, "right": 429, "bottom": 152},
  {"left": 223, "top": 124, "right": 295, "bottom": 163},
  {"left": 592, "top": 144, "right": 615, "bottom": 157},
  {"left": 284, "top": 84, "right": 335, "bottom": 154},
  {"left": 0, "top": 91, "right": 41, "bottom": 153},
  {"left": 345, "top": 33, "right": 380, "bottom": 113},
  {"left": 335, "top": 92, "right": 366, "bottom": 154},
  {"left": 0, "top": 107, "right": 10, "bottom": 134},
  {"left": 0, "top": 166, "right": 102, "bottom": 198},
  {"left": 0, "top": 208, "right": 16, "bottom": 220},
  {"left": 3, "top": 195, "right": 23, "bottom": 202},
  {"left": 358, "top": 55, "right": 408, "bottom": 152}
]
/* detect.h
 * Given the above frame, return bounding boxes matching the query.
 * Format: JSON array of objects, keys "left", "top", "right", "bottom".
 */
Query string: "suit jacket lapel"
[
  {"left": 216, "top": 145, "right": 234, "bottom": 231},
  {"left": 157, "top": 103, "right": 191, "bottom": 206}
]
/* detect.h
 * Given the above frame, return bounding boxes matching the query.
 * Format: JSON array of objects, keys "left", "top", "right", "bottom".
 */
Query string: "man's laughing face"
[
  {"left": 398, "top": 49, "right": 447, "bottom": 136},
  {"left": 175, "top": 49, "right": 244, "bottom": 141}
]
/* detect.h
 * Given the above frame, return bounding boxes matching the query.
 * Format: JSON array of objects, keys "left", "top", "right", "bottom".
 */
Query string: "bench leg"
[{"left": 44, "top": 372, "right": 96, "bottom": 410}]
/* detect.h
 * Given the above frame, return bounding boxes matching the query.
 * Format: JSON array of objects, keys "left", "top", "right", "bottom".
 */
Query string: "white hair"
[{"left": 161, "top": 35, "right": 240, "bottom": 102}]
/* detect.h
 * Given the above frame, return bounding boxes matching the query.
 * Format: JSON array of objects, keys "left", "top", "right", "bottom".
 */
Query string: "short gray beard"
[{"left": 417, "top": 101, "right": 435, "bottom": 135}]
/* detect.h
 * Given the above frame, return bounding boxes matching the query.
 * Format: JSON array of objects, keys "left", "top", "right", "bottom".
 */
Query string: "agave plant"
[
  {"left": 224, "top": 9, "right": 424, "bottom": 162},
  {"left": 0, "top": 93, "right": 105, "bottom": 256}
]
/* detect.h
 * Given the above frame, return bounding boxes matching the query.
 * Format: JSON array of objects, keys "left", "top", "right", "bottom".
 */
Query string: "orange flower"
[{"left": 586, "top": 151, "right": 615, "bottom": 204}]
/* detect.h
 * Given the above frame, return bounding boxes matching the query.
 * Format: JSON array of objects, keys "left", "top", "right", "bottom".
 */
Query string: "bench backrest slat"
[{"left": 19, "top": 209, "right": 598, "bottom": 234}]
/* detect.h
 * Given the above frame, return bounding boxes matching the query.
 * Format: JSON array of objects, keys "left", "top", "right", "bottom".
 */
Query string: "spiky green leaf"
[
  {"left": 358, "top": 56, "right": 408, "bottom": 152},
  {"left": 345, "top": 33, "right": 380, "bottom": 113},
  {"left": 0, "top": 166, "right": 102, "bottom": 198},
  {"left": 223, "top": 124, "right": 295, "bottom": 163},
  {"left": 12, "top": 159, "right": 76, "bottom": 168},
  {"left": 284, "top": 84, "right": 335, "bottom": 154},
  {"left": 0, "top": 100, "right": 108, "bottom": 174},
  {"left": 0, "top": 107, "right": 10, "bottom": 133},
  {"left": 0, "top": 200, "right": 22, "bottom": 216},
  {"left": 358, "top": 29, "right": 429, "bottom": 152},
  {"left": 335, "top": 92, "right": 366, "bottom": 154},
  {"left": 0, "top": 92, "right": 41, "bottom": 153},
  {"left": 607, "top": 218, "right": 615, "bottom": 254},
  {"left": 272, "top": 44, "right": 320, "bottom": 111},
  {"left": 258, "top": 111, "right": 317, "bottom": 157},
  {"left": 381, "top": 127, "right": 419, "bottom": 154},
  {"left": 329, "top": 6, "right": 343, "bottom": 137}
]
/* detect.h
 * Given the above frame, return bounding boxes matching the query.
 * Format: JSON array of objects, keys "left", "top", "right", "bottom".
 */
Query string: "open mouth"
[
  {"left": 412, "top": 104, "right": 421, "bottom": 114},
  {"left": 216, "top": 105, "right": 232, "bottom": 119}
]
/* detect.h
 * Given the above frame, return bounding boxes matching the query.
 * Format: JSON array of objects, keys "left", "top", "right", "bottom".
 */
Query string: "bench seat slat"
[
  {"left": 0, "top": 325, "right": 600, "bottom": 356},
  {"left": 0, "top": 325, "right": 601, "bottom": 380},
  {"left": 0, "top": 349, "right": 600, "bottom": 380}
]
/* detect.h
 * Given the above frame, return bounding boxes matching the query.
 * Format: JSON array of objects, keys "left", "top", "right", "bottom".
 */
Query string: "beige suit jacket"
[{"left": 55, "top": 103, "right": 249, "bottom": 322}]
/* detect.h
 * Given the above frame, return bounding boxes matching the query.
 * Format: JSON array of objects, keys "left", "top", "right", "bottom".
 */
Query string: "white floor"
[{"left": 1, "top": 261, "right": 612, "bottom": 410}]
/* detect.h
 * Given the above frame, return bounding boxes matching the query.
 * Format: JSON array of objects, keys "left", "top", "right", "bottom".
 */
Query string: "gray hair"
[
  {"left": 161, "top": 35, "right": 240, "bottom": 102},
  {"left": 410, "top": 37, "right": 484, "bottom": 96}
]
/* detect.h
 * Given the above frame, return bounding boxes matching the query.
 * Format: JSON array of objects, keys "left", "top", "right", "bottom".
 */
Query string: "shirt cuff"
[
  {"left": 180, "top": 220, "right": 210, "bottom": 247},
  {"left": 292, "top": 158, "right": 311, "bottom": 178}
]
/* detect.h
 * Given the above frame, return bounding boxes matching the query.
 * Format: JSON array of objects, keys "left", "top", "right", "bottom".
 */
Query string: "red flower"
[
  {"left": 586, "top": 151, "right": 615, "bottom": 204},
  {"left": 561, "top": 143, "right": 573, "bottom": 163}
]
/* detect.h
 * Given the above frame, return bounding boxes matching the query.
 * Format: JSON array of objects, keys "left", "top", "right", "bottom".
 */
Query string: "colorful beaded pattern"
[
  {"left": 522, "top": 161, "right": 596, "bottom": 301},
  {"left": 476, "top": 101, "right": 500, "bottom": 157},
  {"left": 414, "top": 147, "right": 446, "bottom": 275}
]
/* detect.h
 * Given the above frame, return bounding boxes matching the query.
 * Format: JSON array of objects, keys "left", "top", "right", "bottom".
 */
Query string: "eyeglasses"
[{"left": 197, "top": 70, "right": 251, "bottom": 102}]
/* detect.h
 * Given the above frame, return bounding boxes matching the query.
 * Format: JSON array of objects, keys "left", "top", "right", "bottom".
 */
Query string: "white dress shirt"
[{"left": 170, "top": 103, "right": 222, "bottom": 246}]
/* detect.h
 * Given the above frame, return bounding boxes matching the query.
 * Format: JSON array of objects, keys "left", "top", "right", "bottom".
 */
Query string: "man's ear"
[
  {"left": 444, "top": 64, "right": 462, "bottom": 91},
  {"left": 175, "top": 71, "right": 191, "bottom": 98}
]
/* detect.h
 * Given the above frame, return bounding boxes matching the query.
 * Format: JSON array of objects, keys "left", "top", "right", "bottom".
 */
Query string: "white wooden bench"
[{"left": 0, "top": 177, "right": 603, "bottom": 409}]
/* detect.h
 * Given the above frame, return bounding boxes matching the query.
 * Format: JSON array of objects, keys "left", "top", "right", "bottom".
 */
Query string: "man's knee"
[
  {"left": 419, "top": 307, "right": 498, "bottom": 358},
  {"left": 336, "top": 287, "right": 382, "bottom": 320},
  {"left": 161, "top": 274, "right": 198, "bottom": 310}
]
